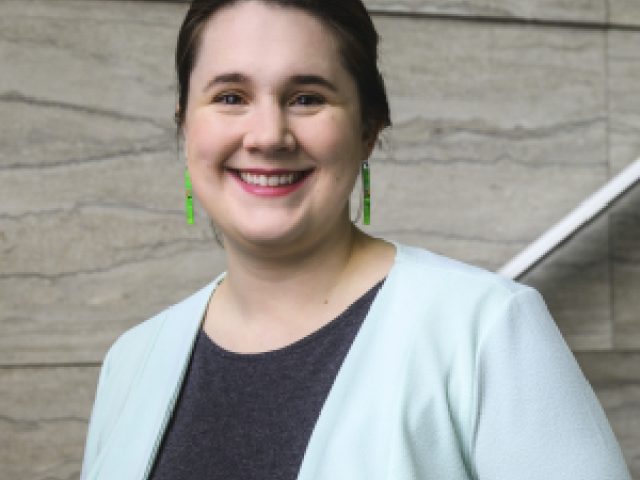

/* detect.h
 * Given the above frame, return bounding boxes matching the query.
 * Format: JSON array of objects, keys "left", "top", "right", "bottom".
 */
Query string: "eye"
[
  {"left": 213, "top": 92, "right": 245, "bottom": 105},
  {"left": 290, "top": 94, "right": 325, "bottom": 107}
]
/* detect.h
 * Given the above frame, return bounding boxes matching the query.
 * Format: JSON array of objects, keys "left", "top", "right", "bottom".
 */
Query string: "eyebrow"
[
  {"left": 203, "top": 72, "right": 337, "bottom": 93},
  {"left": 203, "top": 73, "right": 249, "bottom": 93},
  {"left": 289, "top": 74, "right": 337, "bottom": 92}
]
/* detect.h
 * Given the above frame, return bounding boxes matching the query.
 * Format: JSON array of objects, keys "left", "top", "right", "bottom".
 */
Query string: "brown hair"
[{"left": 175, "top": 0, "right": 391, "bottom": 136}]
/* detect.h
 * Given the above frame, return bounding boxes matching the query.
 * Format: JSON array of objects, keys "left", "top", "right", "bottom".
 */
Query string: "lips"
[
  {"left": 239, "top": 170, "right": 306, "bottom": 187},
  {"left": 229, "top": 168, "right": 314, "bottom": 196}
]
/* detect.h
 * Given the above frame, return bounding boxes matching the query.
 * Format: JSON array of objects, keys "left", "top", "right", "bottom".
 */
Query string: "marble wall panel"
[
  {"left": 611, "top": 190, "right": 640, "bottom": 350},
  {"left": 609, "top": 0, "right": 640, "bottom": 27},
  {"left": 0, "top": 366, "right": 98, "bottom": 479},
  {"left": 375, "top": 18, "right": 607, "bottom": 130},
  {"left": 0, "top": 247, "right": 225, "bottom": 364},
  {"left": 372, "top": 16, "right": 608, "bottom": 249},
  {"left": 0, "top": 0, "right": 187, "bottom": 123},
  {"left": 0, "top": 0, "right": 223, "bottom": 364},
  {"left": 608, "top": 31, "right": 640, "bottom": 175},
  {"left": 1, "top": 151, "right": 208, "bottom": 273},
  {"left": 370, "top": 161, "right": 608, "bottom": 269},
  {"left": 363, "top": 0, "right": 606, "bottom": 23},
  {"left": 607, "top": 30, "right": 640, "bottom": 350},
  {"left": 576, "top": 352, "right": 640, "bottom": 478},
  {"left": 0, "top": 96, "right": 170, "bottom": 169}
]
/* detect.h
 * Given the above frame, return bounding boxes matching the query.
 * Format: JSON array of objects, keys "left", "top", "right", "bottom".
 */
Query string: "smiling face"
[{"left": 183, "top": 0, "right": 374, "bottom": 256}]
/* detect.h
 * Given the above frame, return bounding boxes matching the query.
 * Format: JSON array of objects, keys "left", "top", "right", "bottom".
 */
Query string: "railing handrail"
[{"left": 499, "top": 157, "right": 640, "bottom": 280}]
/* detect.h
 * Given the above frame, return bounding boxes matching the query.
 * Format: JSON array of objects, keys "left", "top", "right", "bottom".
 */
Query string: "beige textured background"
[{"left": 1, "top": 0, "right": 639, "bottom": 478}]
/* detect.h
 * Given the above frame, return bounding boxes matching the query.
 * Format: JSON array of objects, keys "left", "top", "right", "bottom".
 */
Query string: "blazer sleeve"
[{"left": 471, "top": 287, "right": 631, "bottom": 480}]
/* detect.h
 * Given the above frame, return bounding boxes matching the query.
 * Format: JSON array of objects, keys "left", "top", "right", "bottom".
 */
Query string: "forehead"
[{"left": 191, "top": 1, "right": 347, "bottom": 87}]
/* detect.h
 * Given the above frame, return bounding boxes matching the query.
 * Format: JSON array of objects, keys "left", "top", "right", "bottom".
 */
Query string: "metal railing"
[{"left": 499, "top": 157, "right": 640, "bottom": 280}]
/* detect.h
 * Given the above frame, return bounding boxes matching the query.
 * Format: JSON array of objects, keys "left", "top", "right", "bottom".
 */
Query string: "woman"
[{"left": 81, "top": 0, "right": 631, "bottom": 478}]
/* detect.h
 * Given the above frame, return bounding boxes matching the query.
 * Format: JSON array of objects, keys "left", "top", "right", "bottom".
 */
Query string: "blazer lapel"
[
  {"left": 296, "top": 244, "right": 411, "bottom": 479},
  {"left": 89, "top": 279, "right": 220, "bottom": 480}
]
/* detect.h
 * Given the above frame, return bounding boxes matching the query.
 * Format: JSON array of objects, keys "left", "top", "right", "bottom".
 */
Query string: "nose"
[{"left": 242, "top": 100, "right": 295, "bottom": 154}]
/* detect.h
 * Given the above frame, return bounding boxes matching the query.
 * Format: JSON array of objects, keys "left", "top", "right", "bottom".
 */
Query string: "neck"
[
  {"left": 204, "top": 219, "right": 395, "bottom": 353},
  {"left": 220, "top": 221, "right": 362, "bottom": 326}
]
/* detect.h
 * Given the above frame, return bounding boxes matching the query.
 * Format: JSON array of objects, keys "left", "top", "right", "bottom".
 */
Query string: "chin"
[{"left": 228, "top": 221, "right": 309, "bottom": 251}]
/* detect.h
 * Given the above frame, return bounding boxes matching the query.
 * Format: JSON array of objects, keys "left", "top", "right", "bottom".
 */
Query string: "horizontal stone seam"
[
  {"left": 0, "top": 240, "right": 214, "bottom": 280},
  {"left": 373, "top": 157, "right": 609, "bottom": 167},
  {"left": 76, "top": 0, "right": 640, "bottom": 31},
  {"left": 0, "top": 91, "right": 170, "bottom": 129},
  {"left": 392, "top": 117, "right": 607, "bottom": 141},
  {"left": 370, "top": 10, "right": 640, "bottom": 31},
  {"left": 0, "top": 362, "right": 101, "bottom": 368},
  {"left": 0, "top": 414, "right": 88, "bottom": 427},
  {"left": 0, "top": 145, "right": 173, "bottom": 171},
  {"left": 0, "top": 203, "right": 184, "bottom": 221},
  {"left": 137, "top": 1, "right": 640, "bottom": 32}
]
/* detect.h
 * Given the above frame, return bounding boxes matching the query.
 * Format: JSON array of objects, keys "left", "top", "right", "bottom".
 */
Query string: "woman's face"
[{"left": 183, "top": 0, "right": 373, "bottom": 255}]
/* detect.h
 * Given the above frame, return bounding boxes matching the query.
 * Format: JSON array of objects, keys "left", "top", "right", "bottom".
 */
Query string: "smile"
[
  {"left": 239, "top": 171, "right": 306, "bottom": 187},
  {"left": 230, "top": 168, "right": 314, "bottom": 197}
]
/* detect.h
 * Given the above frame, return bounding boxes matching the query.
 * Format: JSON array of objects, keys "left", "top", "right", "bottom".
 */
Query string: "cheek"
[
  {"left": 329, "top": 131, "right": 365, "bottom": 184},
  {"left": 185, "top": 113, "right": 238, "bottom": 170},
  {"left": 302, "top": 127, "right": 361, "bottom": 191},
  {"left": 307, "top": 114, "right": 366, "bottom": 164}
]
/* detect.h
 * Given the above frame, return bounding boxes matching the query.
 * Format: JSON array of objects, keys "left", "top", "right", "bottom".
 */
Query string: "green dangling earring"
[
  {"left": 184, "top": 168, "right": 194, "bottom": 225},
  {"left": 362, "top": 160, "right": 371, "bottom": 225}
]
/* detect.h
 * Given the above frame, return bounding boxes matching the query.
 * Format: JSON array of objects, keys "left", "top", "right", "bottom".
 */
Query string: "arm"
[{"left": 471, "top": 287, "right": 631, "bottom": 479}]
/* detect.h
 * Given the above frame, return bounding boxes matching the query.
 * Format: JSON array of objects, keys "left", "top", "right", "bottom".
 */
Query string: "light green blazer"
[{"left": 81, "top": 244, "right": 631, "bottom": 479}]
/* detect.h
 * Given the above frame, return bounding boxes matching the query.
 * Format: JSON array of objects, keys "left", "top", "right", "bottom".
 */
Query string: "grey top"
[{"left": 149, "top": 280, "right": 384, "bottom": 480}]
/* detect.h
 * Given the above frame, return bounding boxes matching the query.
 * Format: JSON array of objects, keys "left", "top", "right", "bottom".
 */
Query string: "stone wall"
[{"left": 1, "top": 0, "right": 638, "bottom": 477}]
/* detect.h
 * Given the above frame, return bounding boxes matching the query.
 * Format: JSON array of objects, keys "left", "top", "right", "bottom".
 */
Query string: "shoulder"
[
  {"left": 102, "top": 277, "right": 221, "bottom": 376},
  {"left": 383, "top": 243, "right": 549, "bottom": 365},
  {"left": 394, "top": 243, "right": 516, "bottom": 287},
  {"left": 391, "top": 242, "right": 536, "bottom": 312}
]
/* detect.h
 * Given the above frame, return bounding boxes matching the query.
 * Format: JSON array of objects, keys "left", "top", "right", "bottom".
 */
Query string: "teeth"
[{"left": 239, "top": 171, "right": 302, "bottom": 186}]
